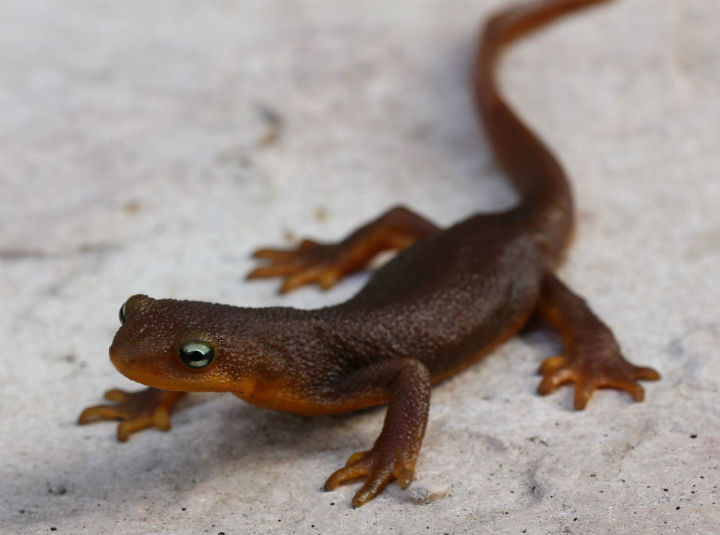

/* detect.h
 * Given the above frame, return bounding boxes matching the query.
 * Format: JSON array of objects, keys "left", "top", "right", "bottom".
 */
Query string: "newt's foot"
[
  {"left": 247, "top": 206, "right": 438, "bottom": 294},
  {"left": 78, "top": 387, "right": 185, "bottom": 441},
  {"left": 538, "top": 352, "right": 660, "bottom": 410},
  {"left": 324, "top": 448, "right": 416, "bottom": 507},
  {"left": 248, "top": 239, "right": 349, "bottom": 294}
]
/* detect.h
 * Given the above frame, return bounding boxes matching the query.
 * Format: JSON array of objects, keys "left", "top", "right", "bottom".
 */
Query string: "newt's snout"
[{"left": 109, "top": 346, "right": 136, "bottom": 370}]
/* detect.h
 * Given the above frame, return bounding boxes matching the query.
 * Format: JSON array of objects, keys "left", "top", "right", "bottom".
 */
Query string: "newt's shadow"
[
  {"left": 14, "top": 329, "right": 565, "bottom": 530},
  {"left": 10, "top": 395, "right": 382, "bottom": 530}
]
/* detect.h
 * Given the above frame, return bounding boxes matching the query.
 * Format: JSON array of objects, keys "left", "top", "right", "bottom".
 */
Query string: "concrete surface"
[{"left": 1, "top": 0, "right": 719, "bottom": 533}]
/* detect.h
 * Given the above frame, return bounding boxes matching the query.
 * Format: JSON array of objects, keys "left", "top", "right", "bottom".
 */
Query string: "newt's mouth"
[
  {"left": 109, "top": 352, "right": 151, "bottom": 385},
  {"left": 110, "top": 359, "right": 185, "bottom": 391},
  {"left": 108, "top": 347, "right": 165, "bottom": 388},
  {"left": 109, "top": 346, "right": 135, "bottom": 371}
]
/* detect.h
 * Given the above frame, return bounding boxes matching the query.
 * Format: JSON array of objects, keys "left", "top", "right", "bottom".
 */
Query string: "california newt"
[{"left": 79, "top": 0, "right": 660, "bottom": 507}]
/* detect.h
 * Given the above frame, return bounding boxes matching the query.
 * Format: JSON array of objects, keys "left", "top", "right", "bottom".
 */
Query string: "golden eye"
[
  {"left": 179, "top": 341, "right": 215, "bottom": 369},
  {"left": 119, "top": 302, "right": 128, "bottom": 324}
]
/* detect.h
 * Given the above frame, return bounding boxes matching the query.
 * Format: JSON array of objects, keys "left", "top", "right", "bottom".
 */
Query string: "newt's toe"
[
  {"left": 78, "top": 388, "right": 185, "bottom": 441},
  {"left": 631, "top": 366, "right": 661, "bottom": 381},
  {"left": 247, "top": 240, "right": 352, "bottom": 293},
  {"left": 537, "top": 353, "right": 660, "bottom": 410},
  {"left": 324, "top": 451, "right": 373, "bottom": 491},
  {"left": 78, "top": 404, "right": 123, "bottom": 424},
  {"left": 324, "top": 448, "right": 417, "bottom": 507}
]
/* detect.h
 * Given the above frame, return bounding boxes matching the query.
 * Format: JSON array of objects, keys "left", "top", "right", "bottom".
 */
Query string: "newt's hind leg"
[
  {"left": 535, "top": 273, "right": 660, "bottom": 409},
  {"left": 247, "top": 205, "right": 438, "bottom": 293}
]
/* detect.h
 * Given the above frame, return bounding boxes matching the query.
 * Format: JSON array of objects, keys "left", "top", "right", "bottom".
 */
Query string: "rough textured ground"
[{"left": 1, "top": 0, "right": 719, "bottom": 533}]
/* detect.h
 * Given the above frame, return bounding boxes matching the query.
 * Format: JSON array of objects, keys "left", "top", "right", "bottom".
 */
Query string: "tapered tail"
[{"left": 476, "top": 0, "right": 614, "bottom": 264}]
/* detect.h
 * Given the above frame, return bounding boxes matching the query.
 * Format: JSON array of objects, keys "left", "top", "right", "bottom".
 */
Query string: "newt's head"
[{"left": 109, "top": 294, "right": 272, "bottom": 395}]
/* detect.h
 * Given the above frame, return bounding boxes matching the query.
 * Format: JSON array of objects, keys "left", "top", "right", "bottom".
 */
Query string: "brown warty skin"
[{"left": 79, "top": 0, "right": 660, "bottom": 508}]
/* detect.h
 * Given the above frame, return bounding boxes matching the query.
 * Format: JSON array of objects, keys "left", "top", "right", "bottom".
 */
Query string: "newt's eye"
[
  {"left": 179, "top": 341, "right": 215, "bottom": 369},
  {"left": 119, "top": 302, "right": 127, "bottom": 324}
]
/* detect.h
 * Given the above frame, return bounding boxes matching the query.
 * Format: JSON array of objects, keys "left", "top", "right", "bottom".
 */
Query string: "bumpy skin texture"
[{"left": 79, "top": 0, "right": 660, "bottom": 507}]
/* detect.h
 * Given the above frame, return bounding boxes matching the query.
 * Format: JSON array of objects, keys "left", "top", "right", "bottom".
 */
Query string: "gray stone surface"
[{"left": 2, "top": 0, "right": 719, "bottom": 533}]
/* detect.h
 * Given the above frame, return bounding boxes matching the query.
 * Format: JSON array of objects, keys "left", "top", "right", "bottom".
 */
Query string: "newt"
[{"left": 79, "top": 0, "right": 660, "bottom": 507}]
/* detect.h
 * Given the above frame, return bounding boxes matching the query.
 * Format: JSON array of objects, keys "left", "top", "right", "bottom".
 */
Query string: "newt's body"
[{"left": 80, "top": 0, "right": 659, "bottom": 507}]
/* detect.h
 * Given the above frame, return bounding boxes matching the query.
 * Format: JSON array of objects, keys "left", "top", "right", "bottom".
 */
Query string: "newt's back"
[{"left": 337, "top": 213, "right": 543, "bottom": 379}]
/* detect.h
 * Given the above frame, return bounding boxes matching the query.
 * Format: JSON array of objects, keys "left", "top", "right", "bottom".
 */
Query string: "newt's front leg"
[
  {"left": 323, "top": 358, "right": 431, "bottom": 507},
  {"left": 78, "top": 387, "right": 186, "bottom": 441},
  {"left": 248, "top": 205, "right": 438, "bottom": 293},
  {"left": 536, "top": 273, "right": 660, "bottom": 409}
]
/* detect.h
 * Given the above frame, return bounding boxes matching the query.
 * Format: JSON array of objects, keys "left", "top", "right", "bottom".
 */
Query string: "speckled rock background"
[{"left": 2, "top": 0, "right": 719, "bottom": 533}]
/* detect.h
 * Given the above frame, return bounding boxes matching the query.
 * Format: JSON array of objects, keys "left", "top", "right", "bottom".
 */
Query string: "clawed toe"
[
  {"left": 104, "top": 388, "right": 131, "bottom": 402},
  {"left": 247, "top": 264, "right": 301, "bottom": 279},
  {"left": 537, "top": 353, "right": 660, "bottom": 410},
  {"left": 537, "top": 360, "right": 574, "bottom": 395},
  {"left": 78, "top": 404, "right": 123, "bottom": 424},
  {"left": 324, "top": 452, "right": 372, "bottom": 491},
  {"left": 631, "top": 366, "right": 661, "bottom": 381},
  {"left": 323, "top": 449, "right": 416, "bottom": 507},
  {"left": 78, "top": 388, "right": 184, "bottom": 441},
  {"left": 247, "top": 241, "right": 346, "bottom": 293}
]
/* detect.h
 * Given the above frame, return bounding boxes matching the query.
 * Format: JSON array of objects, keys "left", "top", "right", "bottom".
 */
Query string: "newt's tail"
[{"left": 476, "top": 0, "right": 614, "bottom": 264}]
